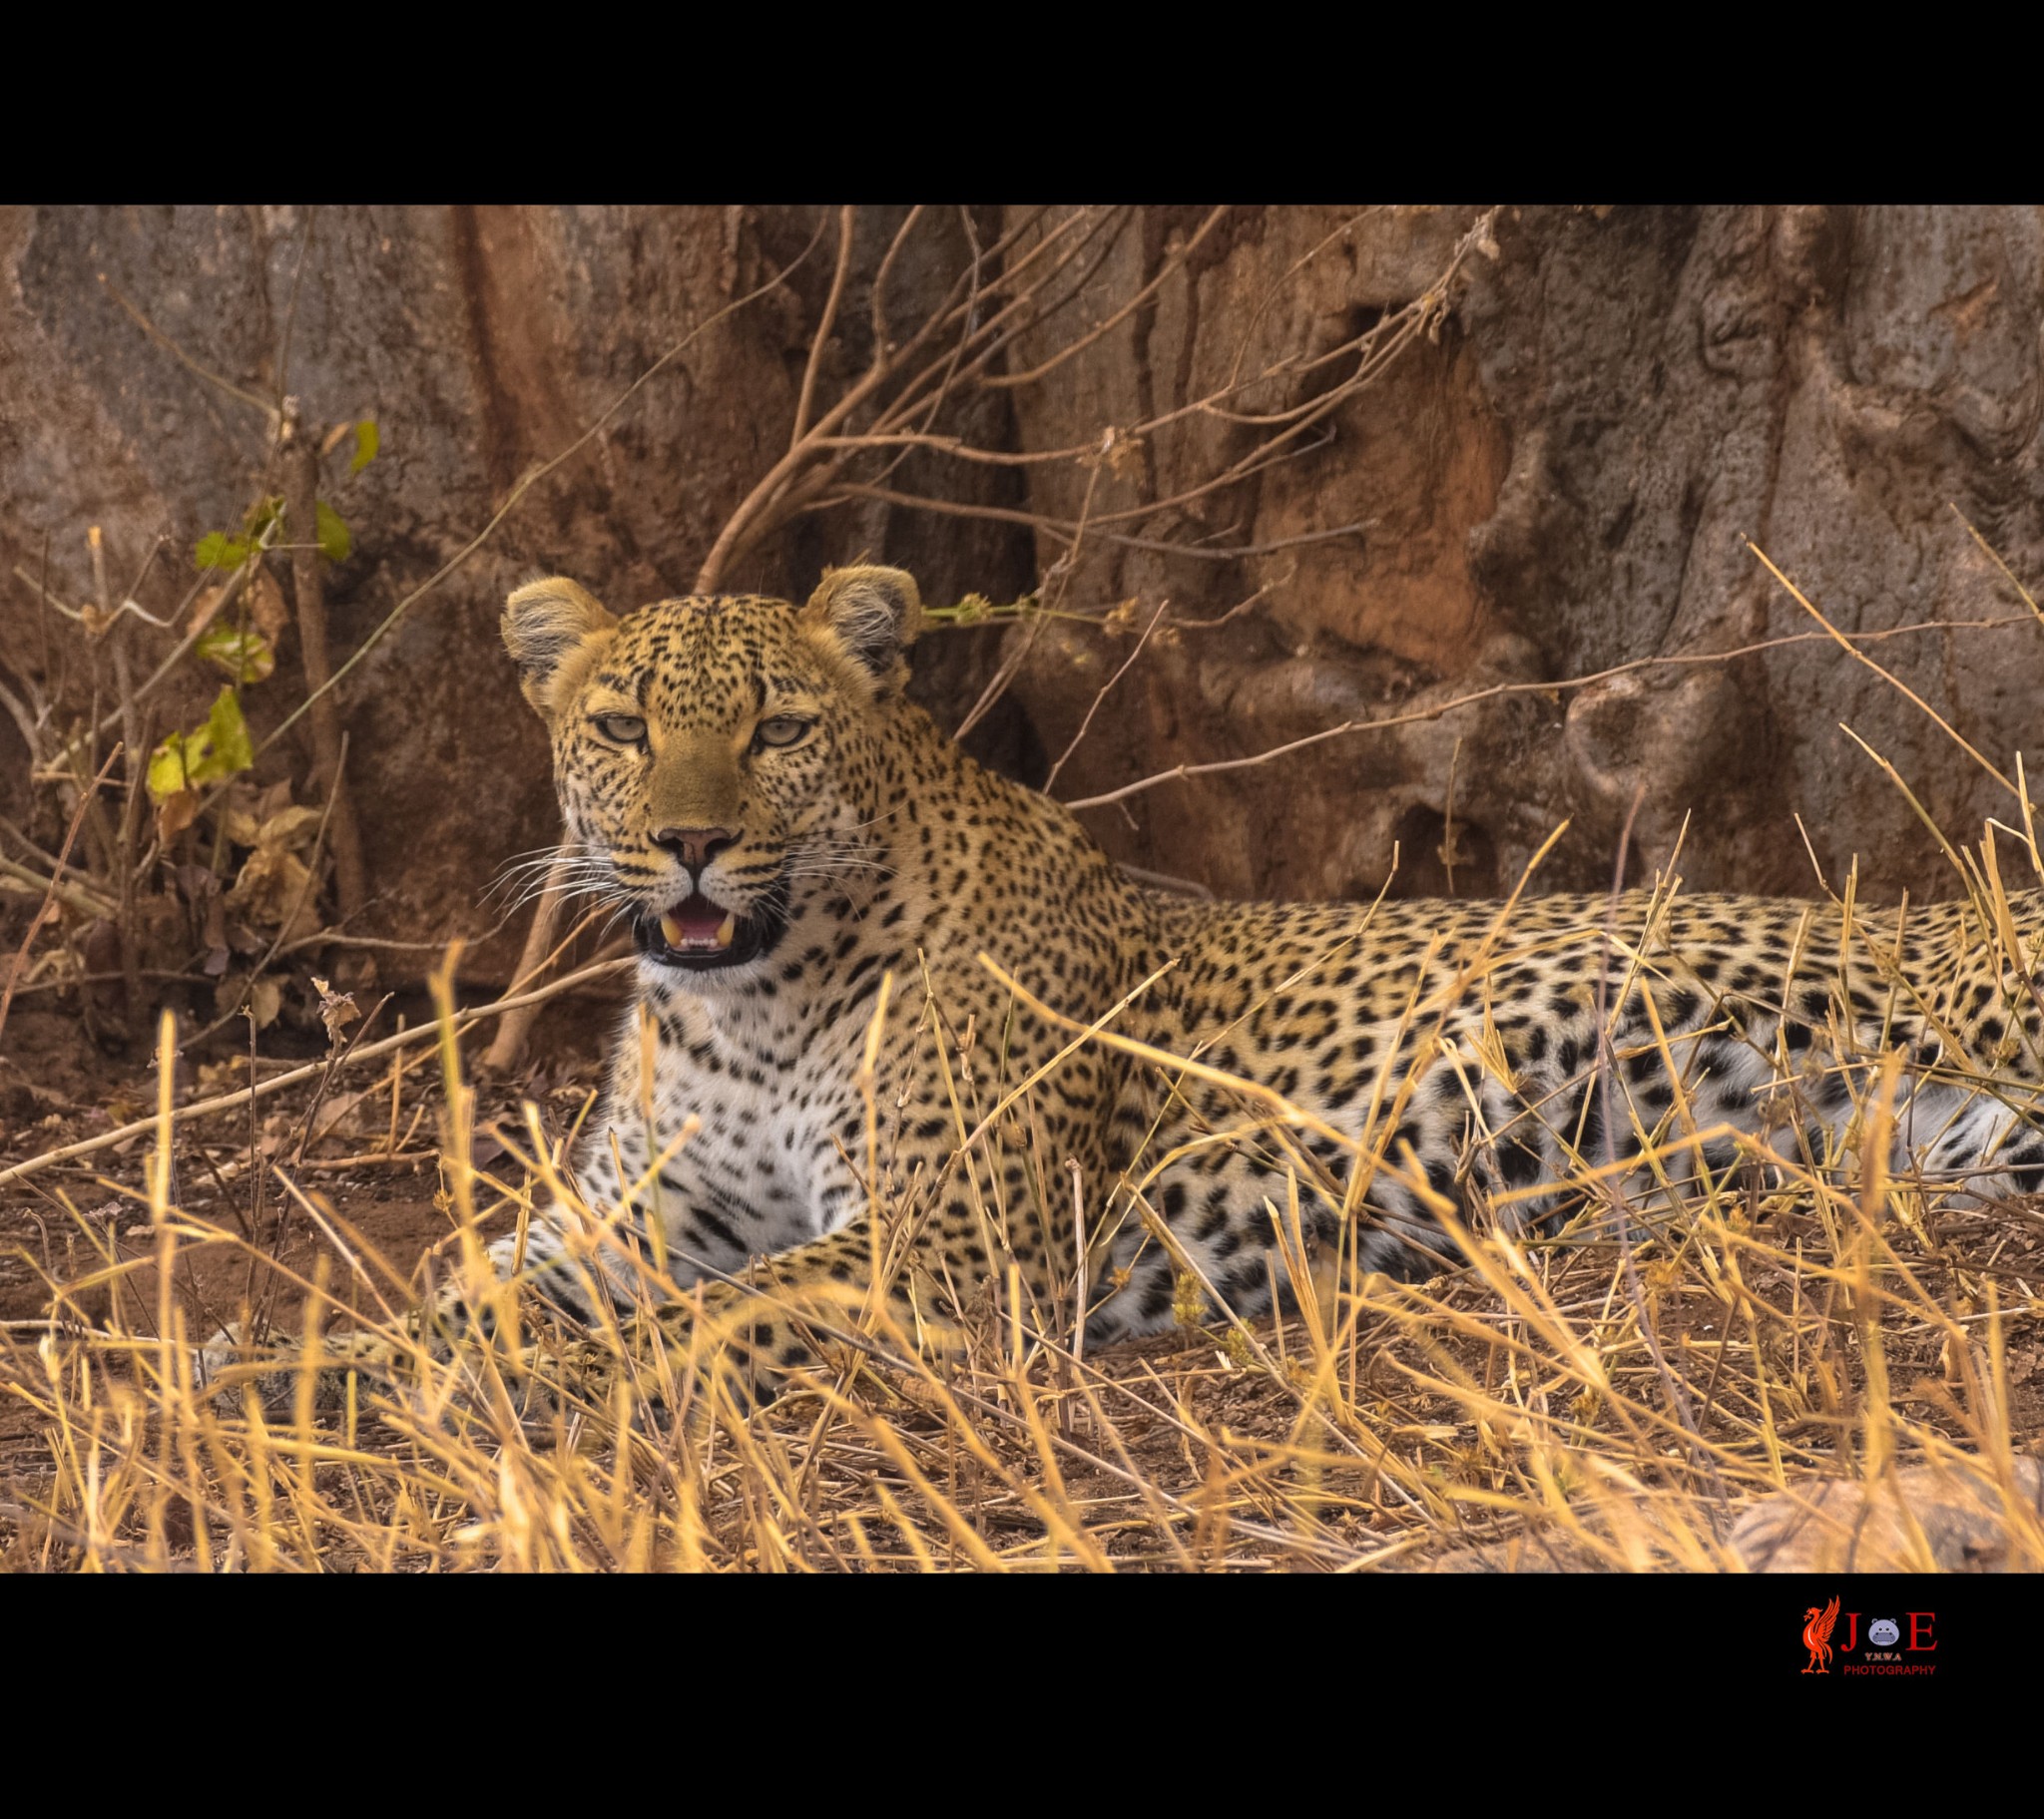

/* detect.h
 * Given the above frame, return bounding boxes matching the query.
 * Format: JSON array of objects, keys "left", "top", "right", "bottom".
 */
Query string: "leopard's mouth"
[{"left": 636, "top": 885, "right": 788, "bottom": 972}]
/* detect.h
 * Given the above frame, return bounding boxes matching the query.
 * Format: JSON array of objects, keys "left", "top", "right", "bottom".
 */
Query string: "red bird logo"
[{"left": 1801, "top": 1596, "right": 1841, "bottom": 1673}]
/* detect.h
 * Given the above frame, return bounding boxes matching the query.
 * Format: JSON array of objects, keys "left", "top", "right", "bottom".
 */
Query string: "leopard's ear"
[
  {"left": 503, "top": 578, "right": 617, "bottom": 719},
  {"left": 802, "top": 565, "right": 923, "bottom": 687}
]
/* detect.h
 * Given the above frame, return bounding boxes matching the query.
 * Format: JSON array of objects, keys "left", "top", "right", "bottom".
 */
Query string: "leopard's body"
[{"left": 458, "top": 565, "right": 2044, "bottom": 1394}]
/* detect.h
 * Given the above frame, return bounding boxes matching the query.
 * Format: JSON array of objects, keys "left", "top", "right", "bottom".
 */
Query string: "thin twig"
[
  {"left": 282, "top": 410, "right": 365, "bottom": 915},
  {"left": 1747, "top": 539, "right": 2015, "bottom": 796},
  {"left": 790, "top": 207, "right": 856, "bottom": 449},
  {"left": 481, "top": 858, "right": 570, "bottom": 1076},
  {"left": 1043, "top": 597, "right": 1171, "bottom": 794},
  {"left": 98, "top": 274, "right": 277, "bottom": 422},
  {"left": 0, "top": 854, "right": 116, "bottom": 922},
  {"left": 0, "top": 746, "right": 122, "bottom": 1051}
]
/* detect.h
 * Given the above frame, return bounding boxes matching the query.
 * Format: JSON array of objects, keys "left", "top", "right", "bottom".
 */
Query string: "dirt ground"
[{"left": 0, "top": 990, "right": 610, "bottom": 1452}]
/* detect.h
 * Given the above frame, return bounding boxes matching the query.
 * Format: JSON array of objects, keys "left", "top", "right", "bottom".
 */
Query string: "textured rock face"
[
  {"left": 5, "top": 206, "right": 2042, "bottom": 987},
  {"left": 1003, "top": 205, "right": 2044, "bottom": 907}
]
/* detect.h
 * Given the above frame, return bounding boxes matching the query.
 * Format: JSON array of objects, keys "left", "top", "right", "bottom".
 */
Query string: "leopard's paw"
[{"left": 194, "top": 1315, "right": 414, "bottom": 1415}]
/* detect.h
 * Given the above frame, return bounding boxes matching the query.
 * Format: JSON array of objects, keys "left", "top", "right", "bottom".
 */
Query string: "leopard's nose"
[{"left": 652, "top": 825, "right": 738, "bottom": 870}]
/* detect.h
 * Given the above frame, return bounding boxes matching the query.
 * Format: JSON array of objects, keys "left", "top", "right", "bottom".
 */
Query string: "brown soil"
[{"left": 0, "top": 991, "right": 614, "bottom": 1462}]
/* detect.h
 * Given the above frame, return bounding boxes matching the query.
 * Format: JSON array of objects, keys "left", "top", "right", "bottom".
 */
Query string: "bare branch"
[
  {"left": 283, "top": 411, "right": 366, "bottom": 916},
  {"left": 867, "top": 207, "right": 925, "bottom": 375},
  {"left": 1043, "top": 598, "right": 1171, "bottom": 794},
  {"left": 1062, "top": 611, "right": 2044, "bottom": 814},
  {"left": 0, "top": 745, "right": 121, "bottom": 1051},
  {"left": 982, "top": 208, "right": 1229, "bottom": 390},
  {"left": 790, "top": 207, "right": 856, "bottom": 448},
  {"left": 98, "top": 274, "right": 277, "bottom": 423},
  {"left": 1749, "top": 539, "right": 2016, "bottom": 797}
]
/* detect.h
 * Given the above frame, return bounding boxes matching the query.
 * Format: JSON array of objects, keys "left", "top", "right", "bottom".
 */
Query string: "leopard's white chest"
[{"left": 576, "top": 994, "right": 866, "bottom": 1277}]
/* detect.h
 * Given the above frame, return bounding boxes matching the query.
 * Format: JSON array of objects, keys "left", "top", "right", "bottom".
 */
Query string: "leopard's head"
[{"left": 503, "top": 565, "right": 922, "bottom": 979}]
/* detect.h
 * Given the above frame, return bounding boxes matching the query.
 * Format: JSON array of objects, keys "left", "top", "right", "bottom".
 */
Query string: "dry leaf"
[
  {"left": 225, "top": 802, "right": 321, "bottom": 854},
  {"left": 213, "top": 970, "right": 282, "bottom": 1030},
  {"left": 259, "top": 805, "right": 324, "bottom": 849},
  {"left": 247, "top": 569, "right": 288, "bottom": 641},
  {"left": 187, "top": 583, "right": 231, "bottom": 636},
  {"left": 191, "top": 566, "right": 286, "bottom": 643},
  {"left": 156, "top": 787, "right": 202, "bottom": 847},
  {"left": 305, "top": 1086, "right": 375, "bottom": 1146},
  {"left": 195, "top": 1059, "right": 245, "bottom": 1096},
  {"left": 310, "top": 974, "right": 358, "bottom": 1048},
  {"left": 227, "top": 845, "right": 317, "bottom": 940},
  {"left": 224, "top": 805, "right": 327, "bottom": 941},
  {"left": 1107, "top": 435, "right": 1141, "bottom": 477}
]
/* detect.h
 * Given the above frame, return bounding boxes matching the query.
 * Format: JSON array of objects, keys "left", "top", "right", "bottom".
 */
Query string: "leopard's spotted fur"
[{"left": 444, "top": 565, "right": 2044, "bottom": 1402}]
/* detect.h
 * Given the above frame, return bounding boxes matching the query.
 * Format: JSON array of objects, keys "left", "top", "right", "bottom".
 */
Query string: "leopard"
[{"left": 246, "top": 562, "right": 2044, "bottom": 1414}]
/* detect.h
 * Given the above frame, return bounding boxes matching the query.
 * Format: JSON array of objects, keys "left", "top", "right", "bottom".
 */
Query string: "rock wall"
[{"left": 1003, "top": 205, "right": 2044, "bottom": 907}]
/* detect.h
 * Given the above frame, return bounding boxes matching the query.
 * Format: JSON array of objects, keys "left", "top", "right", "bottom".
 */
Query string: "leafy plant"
[
  {"left": 146, "top": 444, "right": 374, "bottom": 851},
  {"left": 196, "top": 624, "right": 274, "bottom": 683},
  {"left": 146, "top": 686, "right": 256, "bottom": 844},
  {"left": 314, "top": 500, "right": 351, "bottom": 564}
]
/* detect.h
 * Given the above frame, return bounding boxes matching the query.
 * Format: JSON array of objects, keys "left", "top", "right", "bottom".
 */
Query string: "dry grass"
[{"left": 5, "top": 874, "right": 2044, "bottom": 1575}]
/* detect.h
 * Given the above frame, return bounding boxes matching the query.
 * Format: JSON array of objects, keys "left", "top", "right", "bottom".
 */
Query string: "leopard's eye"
[
  {"left": 593, "top": 712, "right": 647, "bottom": 745},
  {"left": 754, "top": 715, "right": 812, "bottom": 750}
]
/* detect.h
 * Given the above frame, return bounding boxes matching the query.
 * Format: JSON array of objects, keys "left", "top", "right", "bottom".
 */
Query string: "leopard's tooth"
[
  {"left": 716, "top": 914, "right": 737, "bottom": 948},
  {"left": 661, "top": 912, "right": 686, "bottom": 947}
]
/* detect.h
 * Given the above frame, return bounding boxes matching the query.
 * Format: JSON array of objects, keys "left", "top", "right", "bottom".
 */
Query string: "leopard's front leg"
[
  {"left": 556, "top": 1094, "right": 1097, "bottom": 1421},
  {"left": 555, "top": 1215, "right": 953, "bottom": 1423}
]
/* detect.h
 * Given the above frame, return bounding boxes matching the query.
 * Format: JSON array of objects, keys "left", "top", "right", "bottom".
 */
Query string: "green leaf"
[
  {"left": 195, "top": 532, "right": 251, "bottom": 572},
  {"left": 203, "top": 685, "right": 255, "bottom": 777},
  {"left": 146, "top": 686, "right": 256, "bottom": 803},
  {"left": 197, "top": 624, "right": 275, "bottom": 684},
  {"left": 147, "top": 730, "right": 196, "bottom": 803},
  {"left": 348, "top": 419, "right": 380, "bottom": 474},
  {"left": 315, "top": 500, "right": 351, "bottom": 564},
  {"left": 244, "top": 496, "right": 284, "bottom": 540}
]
